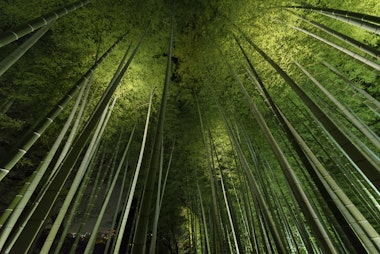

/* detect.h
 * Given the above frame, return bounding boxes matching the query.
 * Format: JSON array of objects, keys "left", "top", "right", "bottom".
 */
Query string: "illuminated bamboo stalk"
[
  {"left": 285, "top": 5, "right": 380, "bottom": 34},
  {"left": 0, "top": 22, "right": 54, "bottom": 77},
  {"left": 321, "top": 61, "right": 380, "bottom": 114},
  {"left": 0, "top": 79, "right": 86, "bottom": 249},
  {"left": 131, "top": 17, "right": 173, "bottom": 254},
  {"left": 241, "top": 34, "right": 380, "bottom": 192},
  {"left": 294, "top": 61, "right": 380, "bottom": 150},
  {"left": 225, "top": 56, "right": 338, "bottom": 253},
  {"left": 0, "top": 0, "right": 90, "bottom": 48},
  {"left": 84, "top": 123, "right": 134, "bottom": 254},
  {"left": 37, "top": 97, "right": 115, "bottom": 253},
  {"left": 114, "top": 89, "right": 154, "bottom": 253},
  {"left": 0, "top": 34, "right": 126, "bottom": 182},
  {"left": 290, "top": 25, "right": 380, "bottom": 71},
  {"left": 289, "top": 12, "right": 380, "bottom": 59}
]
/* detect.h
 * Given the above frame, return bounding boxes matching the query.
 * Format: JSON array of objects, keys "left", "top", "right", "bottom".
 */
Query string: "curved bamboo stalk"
[
  {"left": 5, "top": 96, "right": 111, "bottom": 254},
  {"left": 0, "top": 0, "right": 90, "bottom": 48},
  {"left": 239, "top": 33, "right": 380, "bottom": 192},
  {"left": 0, "top": 77, "right": 87, "bottom": 249},
  {"left": 284, "top": 5, "right": 380, "bottom": 34},
  {"left": 280, "top": 109, "right": 380, "bottom": 253},
  {"left": 290, "top": 25, "right": 380, "bottom": 71},
  {"left": 131, "top": 16, "right": 173, "bottom": 254},
  {"left": 225, "top": 54, "right": 339, "bottom": 253},
  {"left": 40, "top": 97, "right": 116, "bottom": 253},
  {"left": 214, "top": 96, "right": 288, "bottom": 253},
  {"left": 0, "top": 21, "right": 54, "bottom": 77},
  {"left": 83, "top": 121, "right": 134, "bottom": 254},
  {"left": 0, "top": 33, "right": 126, "bottom": 182},
  {"left": 321, "top": 61, "right": 380, "bottom": 114},
  {"left": 289, "top": 11, "right": 380, "bottom": 59},
  {"left": 114, "top": 89, "right": 154, "bottom": 253},
  {"left": 284, "top": 5, "right": 380, "bottom": 25},
  {"left": 294, "top": 61, "right": 380, "bottom": 150}
]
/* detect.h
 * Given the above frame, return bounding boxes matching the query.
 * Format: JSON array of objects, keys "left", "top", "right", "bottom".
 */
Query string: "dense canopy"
[{"left": 0, "top": 0, "right": 379, "bottom": 253}]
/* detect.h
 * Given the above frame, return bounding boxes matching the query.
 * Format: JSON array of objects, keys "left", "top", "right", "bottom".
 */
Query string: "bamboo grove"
[{"left": 0, "top": 0, "right": 379, "bottom": 253}]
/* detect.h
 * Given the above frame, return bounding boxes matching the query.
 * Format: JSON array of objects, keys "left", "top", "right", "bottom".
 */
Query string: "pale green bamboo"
[
  {"left": 196, "top": 174, "right": 211, "bottom": 254},
  {"left": 103, "top": 156, "right": 129, "bottom": 254},
  {"left": 7, "top": 31, "right": 141, "bottom": 253},
  {"left": 290, "top": 25, "right": 380, "bottom": 71},
  {"left": 284, "top": 5, "right": 380, "bottom": 24},
  {"left": 239, "top": 43, "right": 361, "bottom": 251},
  {"left": 68, "top": 153, "right": 114, "bottom": 254},
  {"left": 289, "top": 12, "right": 380, "bottom": 59},
  {"left": 209, "top": 130, "right": 243, "bottom": 253},
  {"left": 0, "top": 78, "right": 87, "bottom": 249},
  {"left": 84, "top": 122, "right": 134, "bottom": 254},
  {"left": 114, "top": 89, "right": 153, "bottom": 253},
  {"left": 0, "top": 22, "right": 54, "bottom": 77},
  {"left": 216, "top": 100, "right": 288, "bottom": 253},
  {"left": 294, "top": 61, "right": 380, "bottom": 150},
  {"left": 38, "top": 98, "right": 115, "bottom": 253},
  {"left": 4, "top": 98, "right": 109, "bottom": 254},
  {"left": 226, "top": 59, "right": 338, "bottom": 252},
  {"left": 241, "top": 33, "right": 380, "bottom": 192},
  {"left": 159, "top": 142, "right": 174, "bottom": 207},
  {"left": 53, "top": 151, "right": 103, "bottom": 254},
  {"left": 285, "top": 5, "right": 380, "bottom": 34},
  {"left": 281, "top": 109, "right": 380, "bottom": 252},
  {"left": 148, "top": 143, "right": 164, "bottom": 254},
  {"left": 196, "top": 94, "right": 225, "bottom": 253},
  {"left": 131, "top": 17, "right": 173, "bottom": 254},
  {"left": 47, "top": 73, "right": 94, "bottom": 184},
  {"left": 0, "top": 34, "right": 125, "bottom": 182},
  {"left": 0, "top": 0, "right": 90, "bottom": 47},
  {"left": 321, "top": 61, "right": 380, "bottom": 114}
]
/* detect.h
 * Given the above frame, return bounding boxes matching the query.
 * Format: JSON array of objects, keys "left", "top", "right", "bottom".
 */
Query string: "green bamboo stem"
[
  {"left": 0, "top": 78, "right": 87, "bottom": 249},
  {"left": 84, "top": 122, "right": 134, "bottom": 254},
  {"left": 226, "top": 57, "right": 338, "bottom": 253},
  {"left": 321, "top": 61, "right": 380, "bottom": 114},
  {"left": 289, "top": 11, "right": 380, "bottom": 59},
  {"left": 284, "top": 5, "right": 380, "bottom": 24},
  {"left": 114, "top": 89, "right": 154, "bottom": 253},
  {"left": 103, "top": 155, "right": 130, "bottom": 254},
  {"left": 68, "top": 153, "right": 113, "bottom": 254},
  {"left": 53, "top": 150, "right": 102, "bottom": 254},
  {"left": 0, "top": 0, "right": 90, "bottom": 48},
  {"left": 148, "top": 143, "right": 164, "bottom": 254},
  {"left": 37, "top": 98, "right": 114, "bottom": 253},
  {"left": 216, "top": 101, "right": 288, "bottom": 253},
  {"left": 241, "top": 56, "right": 362, "bottom": 252},
  {"left": 0, "top": 22, "right": 54, "bottom": 77},
  {"left": 5, "top": 31, "right": 136, "bottom": 253},
  {"left": 294, "top": 61, "right": 380, "bottom": 150},
  {"left": 290, "top": 25, "right": 380, "bottom": 71},
  {"left": 0, "top": 98, "right": 14, "bottom": 114},
  {"left": 281, "top": 109, "right": 380, "bottom": 252},
  {"left": 131, "top": 17, "right": 173, "bottom": 254},
  {"left": 284, "top": 5, "right": 380, "bottom": 34},
  {"left": 0, "top": 33, "right": 126, "bottom": 182},
  {"left": 241, "top": 33, "right": 380, "bottom": 192},
  {"left": 196, "top": 174, "right": 211, "bottom": 254}
]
